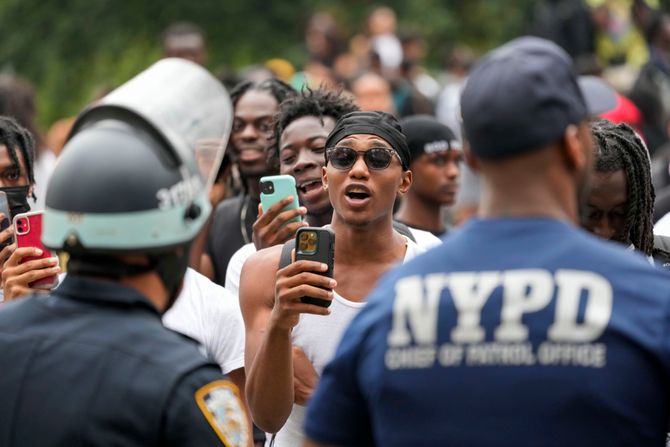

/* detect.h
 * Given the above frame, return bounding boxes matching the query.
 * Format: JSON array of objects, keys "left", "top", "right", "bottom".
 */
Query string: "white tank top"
[{"left": 272, "top": 237, "right": 424, "bottom": 447}]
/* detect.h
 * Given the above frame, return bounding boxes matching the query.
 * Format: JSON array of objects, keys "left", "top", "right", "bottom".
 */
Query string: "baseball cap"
[
  {"left": 461, "top": 36, "right": 617, "bottom": 159},
  {"left": 400, "top": 115, "right": 460, "bottom": 163}
]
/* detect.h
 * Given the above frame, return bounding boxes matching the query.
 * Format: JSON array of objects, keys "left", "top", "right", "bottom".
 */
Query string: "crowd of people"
[{"left": 2, "top": 2, "right": 670, "bottom": 446}]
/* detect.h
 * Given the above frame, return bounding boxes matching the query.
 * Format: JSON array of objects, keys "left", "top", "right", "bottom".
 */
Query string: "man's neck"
[
  {"left": 245, "top": 176, "right": 262, "bottom": 201},
  {"left": 330, "top": 213, "right": 404, "bottom": 264},
  {"left": 119, "top": 272, "right": 168, "bottom": 313},
  {"left": 395, "top": 195, "right": 445, "bottom": 234},
  {"left": 478, "top": 177, "right": 578, "bottom": 224},
  {"left": 306, "top": 208, "right": 333, "bottom": 228}
]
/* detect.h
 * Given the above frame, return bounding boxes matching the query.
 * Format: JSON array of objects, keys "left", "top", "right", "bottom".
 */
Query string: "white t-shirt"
[
  {"left": 163, "top": 268, "right": 245, "bottom": 374},
  {"left": 654, "top": 212, "right": 670, "bottom": 237},
  {"left": 225, "top": 226, "right": 441, "bottom": 296},
  {"left": 273, "top": 237, "right": 425, "bottom": 447}
]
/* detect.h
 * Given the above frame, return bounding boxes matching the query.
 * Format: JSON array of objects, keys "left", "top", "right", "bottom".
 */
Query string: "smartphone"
[
  {"left": 295, "top": 227, "right": 335, "bottom": 308},
  {"left": 13, "top": 211, "right": 58, "bottom": 290},
  {"left": 0, "top": 191, "right": 10, "bottom": 249},
  {"left": 260, "top": 175, "right": 301, "bottom": 224}
]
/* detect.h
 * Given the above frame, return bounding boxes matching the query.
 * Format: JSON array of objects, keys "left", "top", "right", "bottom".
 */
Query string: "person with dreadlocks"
[
  {"left": 0, "top": 116, "right": 40, "bottom": 298},
  {"left": 583, "top": 119, "right": 670, "bottom": 266},
  {"left": 200, "top": 78, "right": 296, "bottom": 286},
  {"left": 0, "top": 76, "right": 56, "bottom": 212},
  {"left": 225, "top": 88, "right": 440, "bottom": 295}
]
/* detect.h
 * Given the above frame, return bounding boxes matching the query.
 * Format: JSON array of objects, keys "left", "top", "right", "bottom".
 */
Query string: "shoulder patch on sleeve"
[{"left": 195, "top": 380, "right": 249, "bottom": 446}]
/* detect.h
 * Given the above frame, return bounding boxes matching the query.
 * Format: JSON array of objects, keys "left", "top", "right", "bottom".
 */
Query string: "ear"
[
  {"left": 561, "top": 123, "right": 589, "bottom": 172},
  {"left": 321, "top": 166, "right": 328, "bottom": 190},
  {"left": 462, "top": 142, "right": 480, "bottom": 173},
  {"left": 397, "top": 169, "right": 412, "bottom": 195}
]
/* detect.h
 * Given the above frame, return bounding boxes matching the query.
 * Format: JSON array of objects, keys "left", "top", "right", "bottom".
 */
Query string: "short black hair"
[
  {"left": 0, "top": 116, "right": 35, "bottom": 185},
  {"left": 230, "top": 78, "right": 296, "bottom": 109},
  {"left": 591, "top": 119, "right": 655, "bottom": 255},
  {"left": 274, "top": 87, "right": 359, "bottom": 154},
  {"left": 161, "top": 21, "right": 204, "bottom": 47}
]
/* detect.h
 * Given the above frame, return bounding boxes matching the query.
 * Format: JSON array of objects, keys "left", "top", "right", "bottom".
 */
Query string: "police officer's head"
[
  {"left": 42, "top": 108, "right": 210, "bottom": 312},
  {"left": 460, "top": 37, "right": 616, "bottom": 217}
]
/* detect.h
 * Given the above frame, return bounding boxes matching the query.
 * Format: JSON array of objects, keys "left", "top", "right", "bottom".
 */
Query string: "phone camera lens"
[{"left": 260, "top": 181, "right": 275, "bottom": 194}]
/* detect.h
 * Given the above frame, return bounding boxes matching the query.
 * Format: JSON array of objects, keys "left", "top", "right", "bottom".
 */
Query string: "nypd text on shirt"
[{"left": 385, "top": 269, "right": 611, "bottom": 370}]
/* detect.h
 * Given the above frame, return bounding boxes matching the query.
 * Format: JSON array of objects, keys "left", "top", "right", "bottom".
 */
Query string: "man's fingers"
[
  {"left": 12, "top": 266, "right": 60, "bottom": 285},
  {"left": 282, "top": 271, "right": 336, "bottom": 290},
  {"left": 281, "top": 283, "right": 334, "bottom": 304},
  {"left": 8, "top": 256, "right": 58, "bottom": 276},
  {"left": 0, "top": 243, "right": 17, "bottom": 265},
  {"left": 278, "top": 259, "right": 331, "bottom": 277},
  {"left": 286, "top": 301, "right": 331, "bottom": 316},
  {"left": 4, "top": 247, "right": 44, "bottom": 268},
  {"left": 0, "top": 225, "right": 13, "bottom": 243}
]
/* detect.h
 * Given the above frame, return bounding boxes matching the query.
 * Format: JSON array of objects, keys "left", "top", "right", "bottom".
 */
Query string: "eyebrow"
[
  {"left": 234, "top": 115, "right": 274, "bottom": 123},
  {"left": 281, "top": 135, "right": 328, "bottom": 151}
]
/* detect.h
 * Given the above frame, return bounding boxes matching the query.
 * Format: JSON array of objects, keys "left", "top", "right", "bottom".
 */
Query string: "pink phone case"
[{"left": 14, "top": 211, "right": 58, "bottom": 289}]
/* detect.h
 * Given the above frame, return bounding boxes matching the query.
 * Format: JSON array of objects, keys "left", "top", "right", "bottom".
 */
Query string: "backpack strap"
[
  {"left": 278, "top": 239, "right": 296, "bottom": 270},
  {"left": 392, "top": 220, "right": 417, "bottom": 242}
]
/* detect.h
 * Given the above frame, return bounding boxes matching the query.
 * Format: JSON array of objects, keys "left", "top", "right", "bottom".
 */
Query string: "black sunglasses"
[{"left": 326, "top": 146, "right": 399, "bottom": 171}]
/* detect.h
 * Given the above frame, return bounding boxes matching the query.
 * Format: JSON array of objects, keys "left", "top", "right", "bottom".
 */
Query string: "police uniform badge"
[{"left": 195, "top": 380, "right": 249, "bottom": 446}]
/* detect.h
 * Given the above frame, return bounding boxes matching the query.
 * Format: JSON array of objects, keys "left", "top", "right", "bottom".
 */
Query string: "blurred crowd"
[{"left": 4, "top": 2, "right": 670, "bottom": 446}]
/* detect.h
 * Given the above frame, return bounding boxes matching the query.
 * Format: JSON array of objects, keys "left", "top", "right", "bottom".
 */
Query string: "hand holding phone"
[
  {"left": 0, "top": 191, "right": 12, "bottom": 250},
  {"left": 13, "top": 211, "right": 59, "bottom": 290},
  {"left": 254, "top": 175, "right": 307, "bottom": 250},
  {"left": 295, "top": 227, "right": 335, "bottom": 308}
]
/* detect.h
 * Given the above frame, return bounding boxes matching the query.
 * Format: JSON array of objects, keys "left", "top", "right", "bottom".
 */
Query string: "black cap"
[
  {"left": 461, "top": 36, "right": 617, "bottom": 159},
  {"left": 400, "top": 115, "right": 459, "bottom": 163}
]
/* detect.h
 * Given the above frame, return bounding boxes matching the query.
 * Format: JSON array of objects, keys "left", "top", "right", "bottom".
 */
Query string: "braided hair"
[
  {"left": 591, "top": 119, "right": 656, "bottom": 255},
  {"left": 273, "top": 87, "right": 359, "bottom": 157},
  {"left": 0, "top": 116, "right": 36, "bottom": 186},
  {"left": 230, "top": 78, "right": 296, "bottom": 108}
]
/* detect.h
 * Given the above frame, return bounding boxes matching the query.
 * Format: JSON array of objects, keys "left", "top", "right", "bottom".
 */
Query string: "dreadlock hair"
[
  {"left": 591, "top": 119, "right": 656, "bottom": 256},
  {"left": 229, "top": 77, "right": 296, "bottom": 108},
  {"left": 0, "top": 116, "right": 36, "bottom": 186},
  {"left": 273, "top": 87, "right": 359, "bottom": 158}
]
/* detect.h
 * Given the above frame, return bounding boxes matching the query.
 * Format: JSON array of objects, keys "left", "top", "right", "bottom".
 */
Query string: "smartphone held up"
[
  {"left": 260, "top": 175, "right": 302, "bottom": 224},
  {"left": 295, "top": 227, "right": 335, "bottom": 308},
  {"left": 14, "top": 211, "right": 59, "bottom": 290}
]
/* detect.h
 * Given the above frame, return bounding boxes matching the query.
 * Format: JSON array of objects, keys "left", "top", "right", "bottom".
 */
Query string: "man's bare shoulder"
[{"left": 243, "top": 244, "right": 284, "bottom": 275}]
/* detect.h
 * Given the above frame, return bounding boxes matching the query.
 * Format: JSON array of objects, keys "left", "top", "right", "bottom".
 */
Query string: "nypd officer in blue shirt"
[
  {"left": 0, "top": 95, "right": 249, "bottom": 444},
  {"left": 303, "top": 37, "right": 670, "bottom": 446}
]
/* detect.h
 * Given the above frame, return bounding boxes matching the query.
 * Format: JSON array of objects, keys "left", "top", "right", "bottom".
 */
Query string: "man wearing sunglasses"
[
  {"left": 240, "top": 110, "right": 432, "bottom": 446},
  {"left": 302, "top": 38, "right": 670, "bottom": 447}
]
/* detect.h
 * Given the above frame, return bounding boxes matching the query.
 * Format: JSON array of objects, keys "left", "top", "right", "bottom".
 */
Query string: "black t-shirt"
[{"left": 205, "top": 194, "right": 259, "bottom": 286}]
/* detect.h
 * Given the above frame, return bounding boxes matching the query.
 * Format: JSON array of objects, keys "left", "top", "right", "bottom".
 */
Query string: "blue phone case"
[{"left": 259, "top": 175, "right": 302, "bottom": 224}]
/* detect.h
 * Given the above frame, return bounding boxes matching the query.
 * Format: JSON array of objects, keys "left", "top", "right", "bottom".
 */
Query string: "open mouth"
[
  {"left": 298, "top": 179, "right": 322, "bottom": 195},
  {"left": 345, "top": 191, "right": 370, "bottom": 200},
  {"left": 344, "top": 184, "right": 372, "bottom": 207}
]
